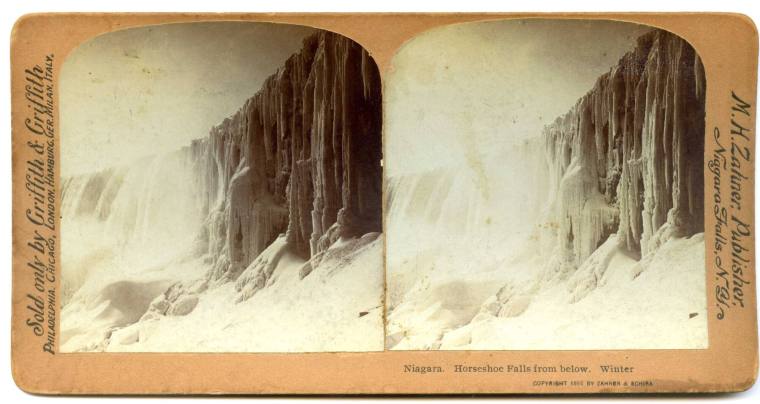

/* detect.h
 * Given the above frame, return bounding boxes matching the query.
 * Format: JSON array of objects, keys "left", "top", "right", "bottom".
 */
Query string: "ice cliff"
[
  {"left": 187, "top": 31, "right": 382, "bottom": 297},
  {"left": 542, "top": 29, "right": 705, "bottom": 272}
]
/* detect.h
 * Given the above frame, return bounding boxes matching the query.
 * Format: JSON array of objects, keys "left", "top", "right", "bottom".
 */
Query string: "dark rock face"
[
  {"left": 543, "top": 29, "right": 705, "bottom": 266},
  {"left": 191, "top": 31, "right": 383, "bottom": 282}
]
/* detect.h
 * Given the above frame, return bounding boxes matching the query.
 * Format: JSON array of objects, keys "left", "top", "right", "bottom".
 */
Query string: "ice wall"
[
  {"left": 542, "top": 29, "right": 705, "bottom": 268},
  {"left": 190, "top": 31, "right": 383, "bottom": 287}
]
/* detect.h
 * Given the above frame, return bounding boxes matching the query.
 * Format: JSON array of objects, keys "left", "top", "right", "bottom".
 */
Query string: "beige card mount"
[{"left": 10, "top": 12, "right": 760, "bottom": 394}]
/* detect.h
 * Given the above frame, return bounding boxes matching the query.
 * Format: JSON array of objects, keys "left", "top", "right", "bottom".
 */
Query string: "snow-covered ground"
[
  {"left": 60, "top": 150, "right": 384, "bottom": 353},
  {"left": 61, "top": 233, "right": 384, "bottom": 352},
  {"left": 62, "top": 233, "right": 383, "bottom": 353},
  {"left": 385, "top": 150, "right": 707, "bottom": 351},
  {"left": 387, "top": 231, "right": 706, "bottom": 350}
]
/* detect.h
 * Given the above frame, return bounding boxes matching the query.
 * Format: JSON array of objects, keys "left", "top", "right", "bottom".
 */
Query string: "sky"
[
  {"left": 385, "top": 19, "right": 652, "bottom": 176},
  {"left": 61, "top": 22, "right": 314, "bottom": 177}
]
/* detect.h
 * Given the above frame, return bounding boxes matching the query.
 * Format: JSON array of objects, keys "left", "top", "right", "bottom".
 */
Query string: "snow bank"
[
  {"left": 462, "top": 234, "right": 707, "bottom": 350},
  {"left": 61, "top": 235, "right": 384, "bottom": 352}
]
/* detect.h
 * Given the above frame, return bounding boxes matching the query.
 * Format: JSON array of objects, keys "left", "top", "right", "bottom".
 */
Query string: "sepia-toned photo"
[
  {"left": 10, "top": 11, "right": 760, "bottom": 395},
  {"left": 384, "top": 19, "right": 707, "bottom": 350},
  {"left": 59, "top": 22, "right": 384, "bottom": 352}
]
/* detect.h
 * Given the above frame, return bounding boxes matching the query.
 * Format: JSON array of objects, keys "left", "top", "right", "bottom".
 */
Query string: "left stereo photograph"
[{"left": 58, "top": 22, "right": 385, "bottom": 353}]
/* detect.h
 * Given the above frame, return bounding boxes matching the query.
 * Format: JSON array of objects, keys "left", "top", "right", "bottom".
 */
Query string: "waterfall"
[
  {"left": 385, "top": 138, "right": 550, "bottom": 309},
  {"left": 61, "top": 147, "right": 204, "bottom": 305}
]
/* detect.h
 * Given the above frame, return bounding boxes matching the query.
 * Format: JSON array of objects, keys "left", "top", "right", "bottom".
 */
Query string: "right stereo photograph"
[{"left": 384, "top": 19, "right": 707, "bottom": 350}]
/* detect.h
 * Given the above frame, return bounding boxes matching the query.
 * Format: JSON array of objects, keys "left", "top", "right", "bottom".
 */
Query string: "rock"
[
  {"left": 480, "top": 295, "right": 501, "bottom": 316},
  {"left": 234, "top": 237, "right": 290, "bottom": 300},
  {"left": 148, "top": 295, "right": 170, "bottom": 315},
  {"left": 298, "top": 260, "right": 314, "bottom": 280},
  {"left": 189, "top": 279, "right": 209, "bottom": 295},
  {"left": 139, "top": 311, "right": 161, "bottom": 322},
  {"left": 497, "top": 295, "right": 531, "bottom": 318},
  {"left": 168, "top": 295, "right": 199, "bottom": 316}
]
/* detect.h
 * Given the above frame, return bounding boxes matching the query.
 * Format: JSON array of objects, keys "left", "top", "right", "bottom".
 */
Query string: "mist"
[{"left": 60, "top": 22, "right": 314, "bottom": 177}]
